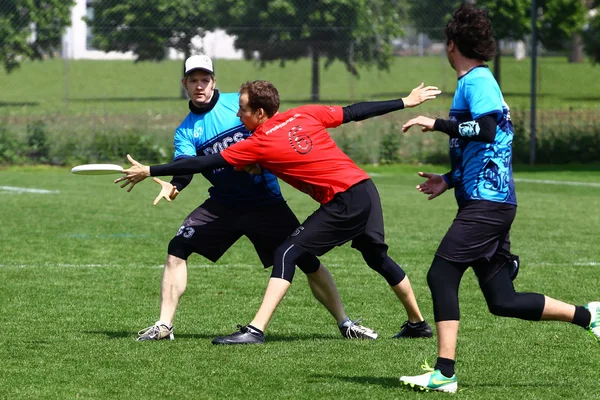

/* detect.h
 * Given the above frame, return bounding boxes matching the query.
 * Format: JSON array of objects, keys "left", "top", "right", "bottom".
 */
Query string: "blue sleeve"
[
  {"left": 173, "top": 128, "right": 197, "bottom": 161},
  {"left": 465, "top": 77, "right": 503, "bottom": 120}
]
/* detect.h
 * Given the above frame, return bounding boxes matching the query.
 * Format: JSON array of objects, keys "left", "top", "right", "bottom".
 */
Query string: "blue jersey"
[
  {"left": 173, "top": 92, "right": 283, "bottom": 207},
  {"left": 447, "top": 66, "right": 517, "bottom": 207}
]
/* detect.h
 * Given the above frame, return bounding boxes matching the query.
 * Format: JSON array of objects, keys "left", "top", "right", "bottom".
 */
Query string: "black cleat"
[
  {"left": 392, "top": 320, "right": 433, "bottom": 338},
  {"left": 509, "top": 255, "right": 520, "bottom": 281},
  {"left": 212, "top": 324, "right": 265, "bottom": 345}
]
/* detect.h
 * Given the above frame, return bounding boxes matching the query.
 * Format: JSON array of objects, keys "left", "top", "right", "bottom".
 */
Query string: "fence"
[{"left": 0, "top": 0, "right": 599, "bottom": 165}]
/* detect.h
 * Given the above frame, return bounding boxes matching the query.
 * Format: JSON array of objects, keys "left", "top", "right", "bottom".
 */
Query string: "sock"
[
  {"left": 156, "top": 320, "right": 172, "bottom": 329},
  {"left": 338, "top": 317, "right": 352, "bottom": 328},
  {"left": 434, "top": 357, "right": 455, "bottom": 378},
  {"left": 247, "top": 324, "right": 264, "bottom": 336},
  {"left": 573, "top": 306, "right": 592, "bottom": 328}
]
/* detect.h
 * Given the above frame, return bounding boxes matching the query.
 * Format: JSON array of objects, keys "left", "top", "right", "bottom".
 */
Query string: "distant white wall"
[
  {"left": 61, "top": 0, "right": 243, "bottom": 60},
  {"left": 167, "top": 30, "right": 244, "bottom": 60}
]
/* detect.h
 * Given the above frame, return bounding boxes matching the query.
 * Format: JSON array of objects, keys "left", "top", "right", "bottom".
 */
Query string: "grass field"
[
  {"left": 1, "top": 56, "right": 599, "bottom": 121},
  {"left": 1, "top": 164, "right": 599, "bottom": 399}
]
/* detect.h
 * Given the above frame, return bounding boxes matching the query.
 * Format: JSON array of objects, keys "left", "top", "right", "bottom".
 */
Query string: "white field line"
[
  {"left": 0, "top": 186, "right": 60, "bottom": 194},
  {"left": 514, "top": 178, "right": 600, "bottom": 188}
]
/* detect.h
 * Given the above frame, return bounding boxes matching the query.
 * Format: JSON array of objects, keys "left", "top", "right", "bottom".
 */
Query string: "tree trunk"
[
  {"left": 493, "top": 39, "right": 501, "bottom": 88},
  {"left": 568, "top": 33, "right": 584, "bottom": 63},
  {"left": 311, "top": 47, "right": 320, "bottom": 102}
]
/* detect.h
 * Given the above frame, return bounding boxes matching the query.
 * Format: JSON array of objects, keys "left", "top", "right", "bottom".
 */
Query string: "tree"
[
  {"left": 537, "top": 0, "right": 587, "bottom": 61},
  {"left": 86, "top": 0, "right": 217, "bottom": 62},
  {"left": 0, "top": 0, "right": 74, "bottom": 73},
  {"left": 218, "top": 0, "right": 406, "bottom": 101},
  {"left": 583, "top": 5, "right": 600, "bottom": 63},
  {"left": 479, "top": 0, "right": 530, "bottom": 86},
  {"left": 407, "top": 0, "right": 529, "bottom": 86}
]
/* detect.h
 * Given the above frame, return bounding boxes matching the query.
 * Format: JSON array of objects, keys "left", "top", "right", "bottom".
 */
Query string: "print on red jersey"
[{"left": 288, "top": 125, "right": 312, "bottom": 154}]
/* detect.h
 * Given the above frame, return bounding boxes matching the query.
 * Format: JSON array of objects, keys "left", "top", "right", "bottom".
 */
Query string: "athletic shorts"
[
  {"left": 168, "top": 198, "right": 304, "bottom": 267},
  {"left": 288, "top": 179, "right": 388, "bottom": 256},
  {"left": 436, "top": 200, "right": 517, "bottom": 282}
]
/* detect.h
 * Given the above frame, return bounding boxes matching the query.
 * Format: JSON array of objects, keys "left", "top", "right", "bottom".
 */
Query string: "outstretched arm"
[
  {"left": 115, "top": 153, "right": 230, "bottom": 192},
  {"left": 342, "top": 83, "right": 441, "bottom": 124},
  {"left": 402, "top": 114, "right": 498, "bottom": 143}
]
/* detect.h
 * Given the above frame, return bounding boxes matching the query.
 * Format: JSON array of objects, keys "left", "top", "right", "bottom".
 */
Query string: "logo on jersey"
[
  {"left": 202, "top": 132, "right": 246, "bottom": 155},
  {"left": 193, "top": 126, "right": 203, "bottom": 138},
  {"left": 291, "top": 226, "right": 304, "bottom": 237},
  {"left": 288, "top": 125, "right": 312, "bottom": 154}
]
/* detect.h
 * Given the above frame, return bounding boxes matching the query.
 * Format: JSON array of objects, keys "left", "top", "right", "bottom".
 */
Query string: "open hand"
[
  {"left": 114, "top": 154, "right": 151, "bottom": 192},
  {"left": 152, "top": 178, "right": 179, "bottom": 205},
  {"left": 402, "top": 83, "right": 442, "bottom": 108},
  {"left": 402, "top": 116, "right": 436, "bottom": 133},
  {"left": 416, "top": 171, "right": 448, "bottom": 200}
]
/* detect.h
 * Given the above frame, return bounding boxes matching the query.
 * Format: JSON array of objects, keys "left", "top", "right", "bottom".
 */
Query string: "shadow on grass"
[
  {"left": 0, "top": 101, "right": 39, "bottom": 107},
  {"left": 67, "top": 96, "right": 181, "bottom": 103},
  {"left": 84, "top": 330, "right": 338, "bottom": 342},
  {"left": 310, "top": 373, "right": 400, "bottom": 388}
]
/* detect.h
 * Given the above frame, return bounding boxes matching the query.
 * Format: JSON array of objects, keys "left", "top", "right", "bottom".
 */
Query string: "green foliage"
[
  {"left": 26, "top": 120, "right": 50, "bottom": 163},
  {"left": 379, "top": 131, "right": 401, "bottom": 164},
  {"left": 538, "top": 0, "right": 588, "bottom": 51},
  {"left": 0, "top": 0, "right": 74, "bottom": 73},
  {"left": 86, "top": 0, "right": 217, "bottom": 61},
  {"left": 480, "top": 0, "right": 530, "bottom": 41},
  {"left": 0, "top": 123, "right": 26, "bottom": 164},
  {"left": 218, "top": 0, "right": 405, "bottom": 99},
  {"left": 583, "top": 11, "right": 600, "bottom": 63},
  {"left": 83, "top": 131, "right": 169, "bottom": 164}
]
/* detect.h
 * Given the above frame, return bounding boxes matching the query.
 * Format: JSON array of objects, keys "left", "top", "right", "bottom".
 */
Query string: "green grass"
[
  {"left": 1, "top": 165, "right": 600, "bottom": 399},
  {"left": 1, "top": 56, "right": 600, "bottom": 120}
]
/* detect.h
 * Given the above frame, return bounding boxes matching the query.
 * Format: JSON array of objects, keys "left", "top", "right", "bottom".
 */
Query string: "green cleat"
[
  {"left": 585, "top": 302, "right": 600, "bottom": 343},
  {"left": 400, "top": 361, "right": 457, "bottom": 394}
]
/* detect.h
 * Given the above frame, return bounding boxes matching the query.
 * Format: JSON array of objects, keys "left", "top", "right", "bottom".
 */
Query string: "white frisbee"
[{"left": 71, "top": 164, "right": 124, "bottom": 175}]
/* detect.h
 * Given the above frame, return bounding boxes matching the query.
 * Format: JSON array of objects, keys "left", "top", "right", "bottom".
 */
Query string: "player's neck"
[
  {"left": 258, "top": 112, "right": 277, "bottom": 127},
  {"left": 454, "top": 57, "right": 486, "bottom": 79}
]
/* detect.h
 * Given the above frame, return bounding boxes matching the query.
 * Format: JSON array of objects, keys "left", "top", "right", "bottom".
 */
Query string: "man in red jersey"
[{"left": 117, "top": 80, "right": 441, "bottom": 344}]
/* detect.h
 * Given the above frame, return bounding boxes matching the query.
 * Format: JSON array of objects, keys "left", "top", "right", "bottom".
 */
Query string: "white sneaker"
[
  {"left": 400, "top": 361, "right": 457, "bottom": 393},
  {"left": 137, "top": 322, "right": 174, "bottom": 341},
  {"left": 585, "top": 302, "right": 600, "bottom": 343},
  {"left": 339, "top": 318, "right": 378, "bottom": 340}
]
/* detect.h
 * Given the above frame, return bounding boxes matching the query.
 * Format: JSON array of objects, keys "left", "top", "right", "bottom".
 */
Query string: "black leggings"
[
  {"left": 427, "top": 256, "right": 545, "bottom": 322},
  {"left": 272, "top": 239, "right": 406, "bottom": 285}
]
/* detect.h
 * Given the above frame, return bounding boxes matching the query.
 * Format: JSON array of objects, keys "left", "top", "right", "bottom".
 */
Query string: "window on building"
[{"left": 86, "top": 0, "right": 96, "bottom": 50}]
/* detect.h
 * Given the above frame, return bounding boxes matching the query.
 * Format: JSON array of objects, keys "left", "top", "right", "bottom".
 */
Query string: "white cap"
[{"left": 183, "top": 55, "right": 214, "bottom": 76}]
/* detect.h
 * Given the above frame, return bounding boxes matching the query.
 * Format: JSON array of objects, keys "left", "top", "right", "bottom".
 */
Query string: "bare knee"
[{"left": 165, "top": 255, "right": 186, "bottom": 270}]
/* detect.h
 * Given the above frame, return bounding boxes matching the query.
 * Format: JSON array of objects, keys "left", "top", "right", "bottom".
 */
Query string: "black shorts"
[
  {"left": 288, "top": 179, "right": 387, "bottom": 256},
  {"left": 436, "top": 200, "right": 516, "bottom": 282},
  {"left": 168, "top": 198, "right": 303, "bottom": 267}
]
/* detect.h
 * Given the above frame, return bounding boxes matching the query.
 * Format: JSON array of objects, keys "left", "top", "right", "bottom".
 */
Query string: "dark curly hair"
[
  {"left": 445, "top": 3, "right": 496, "bottom": 61},
  {"left": 239, "top": 80, "right": 280, "bottom": 117}
]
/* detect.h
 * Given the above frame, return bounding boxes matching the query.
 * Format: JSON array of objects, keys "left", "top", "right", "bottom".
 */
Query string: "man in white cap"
[{"left": 133, "top": 55, "right": 380, "bottom": 343}]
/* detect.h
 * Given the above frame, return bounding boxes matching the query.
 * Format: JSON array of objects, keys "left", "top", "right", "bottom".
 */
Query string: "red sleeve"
[
  {"left": 221, "top": 135, "right": 263, "bottom": 167},
  {"left": 301, "top": 105, "right": 344, "bottom": 129}
]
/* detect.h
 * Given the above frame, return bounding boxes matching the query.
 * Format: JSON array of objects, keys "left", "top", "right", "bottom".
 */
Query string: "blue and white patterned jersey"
[
  {"left": 447, "top": 66, "right": 517, "bottom": 207},
  {"left": 174, "top": 92, "right": 283, "bottom": 207}
]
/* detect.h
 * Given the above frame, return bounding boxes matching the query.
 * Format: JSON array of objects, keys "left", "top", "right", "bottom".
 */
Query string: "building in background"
[{"left": 61, "top": 0, "right": 242, "bottom": 60}]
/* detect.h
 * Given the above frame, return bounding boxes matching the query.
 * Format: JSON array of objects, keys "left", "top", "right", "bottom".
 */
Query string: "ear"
[
  {"left": 447, "top": 40, "right": 455, "bottom": 52},
  {"left": 181, "top": 78, "right": 186, "bottom": 88},
  {"left": 256, "top": 108, "right": 267, "bottom": 119}
]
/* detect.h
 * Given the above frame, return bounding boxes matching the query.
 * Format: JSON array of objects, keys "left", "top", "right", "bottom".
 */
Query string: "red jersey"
[{"left": 221, "top": 105, "right": 370, "bottom": 204}]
